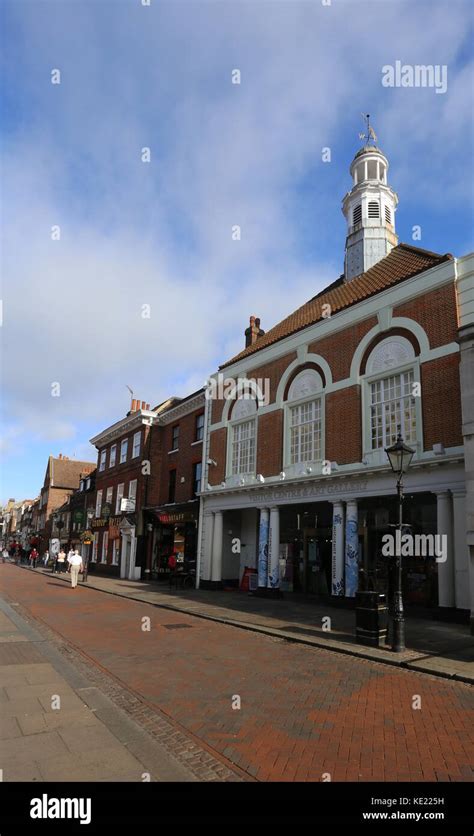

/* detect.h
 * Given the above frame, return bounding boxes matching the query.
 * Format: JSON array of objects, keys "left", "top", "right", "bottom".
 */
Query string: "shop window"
[
  {"left": 193, "top": 462, "right": 202, "bottom": 496},
  {"left": 195, "top": 413, "right": 204, "bottom": 442},
  {"left": 101, "top": 531, "right": 108, "bottom": 563},
  {"left": 168, "top": 469, "right": 176, "bottom": 503},
  {"left": 111, "top": 540, "right": 119, "bottom": 565}
]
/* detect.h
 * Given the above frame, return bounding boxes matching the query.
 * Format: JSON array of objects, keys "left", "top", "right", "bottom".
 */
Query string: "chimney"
[
  {"left": 58, "top": 453, "right": 62, "bottom": 459},
  {"left": 141, "top": 400, "right": 146, "bottom": 410},
  {"left": 244, "top": 315, "right": 265, "bottom": 348},
  {"left": 145, "top": 403, "right": 150, "bottom": 411}
]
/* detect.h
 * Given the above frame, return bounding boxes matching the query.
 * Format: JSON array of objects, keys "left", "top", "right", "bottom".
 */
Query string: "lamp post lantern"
[{"left": 385, "top": 431, "right": 415, "bottom": 652}]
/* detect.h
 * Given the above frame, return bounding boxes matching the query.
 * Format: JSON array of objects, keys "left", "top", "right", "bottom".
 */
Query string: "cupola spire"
[{"left": 342, "top": 116, "right": 399, "bottom": 281}]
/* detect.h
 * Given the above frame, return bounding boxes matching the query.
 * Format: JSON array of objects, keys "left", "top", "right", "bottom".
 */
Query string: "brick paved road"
[{"left": 2, "top": 565, "right": 473, "bottom": 782}]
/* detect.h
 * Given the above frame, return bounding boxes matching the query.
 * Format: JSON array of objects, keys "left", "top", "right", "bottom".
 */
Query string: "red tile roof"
[{"left": 220, "top": 244, "right": 452, "bottom": 369}]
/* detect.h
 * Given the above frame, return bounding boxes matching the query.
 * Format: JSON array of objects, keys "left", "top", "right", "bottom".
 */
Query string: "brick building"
[
  {"left": 88, "top": 392, "right": 205, "bottom": 581},
  {"left": 36, "top": 455, "right": 95, "bottom": 554},
  {"left": 143, "top": 389, "right": 205, "bottom": 580},
  {"left": 197, "top": 139, "right": 474, "bottom": 623},
  {"left": 89, "top": 399, "right": 161, "bottom": 579}
]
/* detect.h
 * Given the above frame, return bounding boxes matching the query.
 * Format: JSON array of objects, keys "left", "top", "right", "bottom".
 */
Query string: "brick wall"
[
  {"left": 208, "top": 428, "right": 227, "bottom": 485},
  {"left": 157, "top": 407, "right": 204, "bottom": 505},
  {"left": 421, "top": 355, "right": 463, "bottom": 449},
  {"left": 256, "top": 410, "right": 283, "bottom": 476},
  {"left": 394, "top": 284, "right": 458, "bottom": 348},
  {"left": 308, "top": 317, "right": 378, "bottom": 381},
  {"left": 326, "top": 386, "right": 362, "bottom": 464}
]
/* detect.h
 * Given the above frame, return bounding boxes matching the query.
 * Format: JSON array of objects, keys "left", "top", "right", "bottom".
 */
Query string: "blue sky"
[{"left": 2, "top": 0, "right": 473, "bottom": 503}]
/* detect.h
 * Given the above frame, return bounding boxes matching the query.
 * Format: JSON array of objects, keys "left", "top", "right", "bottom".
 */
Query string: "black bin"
[{"left": 355, "top": 591, "right": 388, "bottom": 647}]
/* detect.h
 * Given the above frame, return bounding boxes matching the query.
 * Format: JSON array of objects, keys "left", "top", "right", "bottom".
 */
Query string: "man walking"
[{"left": 67, "top": 548, "right": 83, "bottom": 588}]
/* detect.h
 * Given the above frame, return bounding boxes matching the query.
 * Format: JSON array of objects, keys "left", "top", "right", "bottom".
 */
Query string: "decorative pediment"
[
  {"left": 232, "top": 396, "right": 257, "bottom": 421},
  {"left": 366, "top": 337, "right": 415, "bottom": 375},
  {"left": 287, "top": 369, "right": 323, "bottom": 402}
]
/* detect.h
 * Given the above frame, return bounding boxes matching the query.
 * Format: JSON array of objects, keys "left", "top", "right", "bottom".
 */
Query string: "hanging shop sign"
[{"left": 80, "top": 529, "right": 94, "bottom": 545}]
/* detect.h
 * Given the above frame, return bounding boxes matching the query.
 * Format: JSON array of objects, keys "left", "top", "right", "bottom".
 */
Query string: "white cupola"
[{"left": 342, "top": 121, "right": 398, "bottom": 281}]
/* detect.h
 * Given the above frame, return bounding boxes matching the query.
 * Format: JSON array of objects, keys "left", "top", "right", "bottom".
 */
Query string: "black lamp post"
[
  {"left": 82, "top": 508, "right": 95, "bottom": 583},
  {"left": 385, "top": 431, "right": 415, "bottom": 652}
]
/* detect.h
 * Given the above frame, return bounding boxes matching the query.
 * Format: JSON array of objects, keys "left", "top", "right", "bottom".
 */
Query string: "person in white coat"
[{"left": 67, "top": 549, "right": 83, "bottom": 588}]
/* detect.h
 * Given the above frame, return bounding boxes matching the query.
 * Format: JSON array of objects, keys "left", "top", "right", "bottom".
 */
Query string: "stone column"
[
  {"left": 268, "top": 507, "right": 280, "bottom": 589},
  {"left": 200, "top": 512, "right": 214, "bottom": 583},
  {"left": 452, "top": 490, "right": 470, "bottom": 611},
  {"left": 458, "top": 316, "right": 474, "bottom": 631},
  {"left": 345, "top": 500, "right": 358, "bottom": 597},
  {"left": 257, "top": 508, "right": 270, "bottom": 588},
  {"left": 436, "top": 491, "right": 455, "bottom": 608},
  {"left": 331, "top": 501, "right": 345, "bottom": 596},
  {"left": 211, "top": 511, "right": 223, "bottom": 585}
]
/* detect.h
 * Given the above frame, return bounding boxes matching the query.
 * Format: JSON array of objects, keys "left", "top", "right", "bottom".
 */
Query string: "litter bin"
[{"left": 355, "top": 591, "right": 388, "bottom": 647}]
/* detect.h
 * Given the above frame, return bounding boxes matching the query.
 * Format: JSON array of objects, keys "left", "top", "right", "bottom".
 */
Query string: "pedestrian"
[
  {"left": 67, "top": 548, "right": 83, "bottom": 588},
  {"left": 43, "top": 549, "right": 50, "bottom": 567},
  {"left": 2, "top": 547, "right": 8, "bottom": 563},
  {"left": 56, "top": 549, "right": 66, "bottom": 573},
  {"left": 30, "top": 547, "right": 39, "bottom": 569}
]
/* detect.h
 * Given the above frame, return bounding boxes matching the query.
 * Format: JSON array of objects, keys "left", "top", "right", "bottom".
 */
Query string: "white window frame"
[
  {"left": 116, "top": 484, "right": 124, "bottom": 514},
  {"left": 106, "top": 486, "right": 113, "bottom": 506},
  {"left": 120, "top": 438, "right": 128, "bottom": 464},
  {"left": 287, "top": 398, "right": 323, "bottom": 466},
  {"left": 95, "top": 490, "right": 103, "bottom": 519},
  {"left": 109, "top": 444, "right": 117, "bottom": 468},
  {"left": 362, "top": 358, "right": 422, "bottom": 467},
  {"left": 132, "top": 431, "right": 141, "bottom": 459},
  {"left": 101, "top": 531, "right": 108, "bottom": 563},
  {"left": 283, "top": 370, "right": 325, "bottom": 473},
  {"left": 91, "top": 539, "right": 98, "bottom": 563},
  {"left": 111, "top": 539, "right": 119, "bottom": 565},
  {"left": 230, "top": 418, "right": 257, "bottom": 476},
  {"left": 99, "top": 449, "right": 107, "bottom": 472},
  {"left": 128, "top": 479, "right": 137, "bottom": 502}
]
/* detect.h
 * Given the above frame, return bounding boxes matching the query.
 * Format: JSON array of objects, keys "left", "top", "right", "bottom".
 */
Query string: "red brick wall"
[
  {"left": 256, "top": 410, "right": 283, "bottom": 476},
  {"left": 246, "top": 352, "right": 298, "bottom": 405},
  {"left": 157, "top": 407, "right": 204, "bottom": 504},
  {"left": 308, "top": 317, "right": 378, "bottom": 382},
  {"left": 394, "top": 284, "right": 458, "bottom": 348},
  {"left": 421, "top": 355, "right": 463, "bottom": 449},
  {"left": 326, "top": 386, "right": 362, "bottom": 464},
  {"left": 208, "top": 428, "right": 227, "bottom": 485}
]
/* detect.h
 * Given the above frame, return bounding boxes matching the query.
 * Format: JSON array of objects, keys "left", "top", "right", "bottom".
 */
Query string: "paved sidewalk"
[
  {"left": 34, "top": 566, "right": 473, "bottom": 683},
  {"left": 0, "top": 594, "right": 232, "bottom": 782}
]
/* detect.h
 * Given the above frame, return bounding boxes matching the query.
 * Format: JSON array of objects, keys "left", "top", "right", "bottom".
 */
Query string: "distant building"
[{"left": 37, "top": 454, "right": 96, "bottom": 554}]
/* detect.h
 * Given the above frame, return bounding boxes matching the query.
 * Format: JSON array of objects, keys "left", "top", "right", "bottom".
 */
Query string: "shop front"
[
  {"left": 144, "top": 502, "right": 199, "bottom": 582},
  {"left": 198, "top": 460, "right": 468, "bottom": 619}
]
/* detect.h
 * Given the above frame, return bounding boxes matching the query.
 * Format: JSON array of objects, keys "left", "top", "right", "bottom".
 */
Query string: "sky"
[{"left": 1, "top": 0, "right": 473, "bottom": 503}]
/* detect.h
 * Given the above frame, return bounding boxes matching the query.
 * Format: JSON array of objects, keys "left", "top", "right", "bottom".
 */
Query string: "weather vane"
[{"left": 359, "top": 113, "right": 378, "bottom": 146}]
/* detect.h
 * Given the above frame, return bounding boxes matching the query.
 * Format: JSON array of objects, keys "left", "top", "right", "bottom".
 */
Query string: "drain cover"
[{"left": 162, "top": 623, "right": 192, "bottom": 630}]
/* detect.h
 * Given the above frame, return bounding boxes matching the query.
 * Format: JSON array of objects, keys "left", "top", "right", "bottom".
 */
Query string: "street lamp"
[{"left": 385, "top": 431, "right": 415, "bottom": 652}]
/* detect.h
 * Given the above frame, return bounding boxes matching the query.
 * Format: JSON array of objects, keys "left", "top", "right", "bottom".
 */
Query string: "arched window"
[
  {"left": 368, "top": 201, "right": 380, "bottom": 218},
  {"left": 229, "top": 395, "right": 257, "bottom": 476},
  {"left": 363, "top": 337, "right": 419, "bottom": 457},
  {"left": 285, "top": 369, "right": 324, "bottom": 469},
  {"left": 353, "top": 204, "right": 362, "bottom": 225}
]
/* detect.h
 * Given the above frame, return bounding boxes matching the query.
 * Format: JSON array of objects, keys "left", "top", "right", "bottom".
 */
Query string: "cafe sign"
[{"left": 156, "top": 511, "right": 196, "bottom": 524}]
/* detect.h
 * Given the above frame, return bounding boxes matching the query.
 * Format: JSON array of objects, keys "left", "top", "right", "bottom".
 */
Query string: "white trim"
[{"left": 218, "top": 260, "right": 456, "bottom": 378}]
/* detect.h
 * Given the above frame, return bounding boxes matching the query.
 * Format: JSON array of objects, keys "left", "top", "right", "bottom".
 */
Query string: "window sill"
[
  {"left": 168, "top": 449, "right": 179, "bottom": 454},
  {"left": 191, "top": 440, "right": 203, "bottom": 446}
]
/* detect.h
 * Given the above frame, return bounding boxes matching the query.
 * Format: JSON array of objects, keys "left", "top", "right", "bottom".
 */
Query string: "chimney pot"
[{"left": 141, "top": 400, "right": 146, "bottom": 410}]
